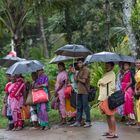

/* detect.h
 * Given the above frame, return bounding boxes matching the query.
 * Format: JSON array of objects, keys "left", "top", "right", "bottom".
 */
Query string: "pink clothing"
[
  {"left": 121, "top": 70, "right": 135, "bottom": 118},
  {"left": 55, "top": 71, "right": 68, "bottom": 118},
  {"left": 8, "top": 79, "right": 25, "bottom": 128},
  {"left": 5, "top": 82, "right": 12, "bottom": 93}
]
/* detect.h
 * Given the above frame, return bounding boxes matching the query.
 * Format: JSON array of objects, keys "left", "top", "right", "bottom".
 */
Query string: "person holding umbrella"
[
  {"left": 98, "top": 62, "right": 118, "bottom": 138},
  {"left": 71, "top": 58, "right": 91, "bottom": 128}
]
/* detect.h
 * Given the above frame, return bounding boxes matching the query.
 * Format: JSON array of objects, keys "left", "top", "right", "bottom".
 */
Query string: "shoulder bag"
[{"left": 107, "top": 83, "right": 125, "bottom": 110}]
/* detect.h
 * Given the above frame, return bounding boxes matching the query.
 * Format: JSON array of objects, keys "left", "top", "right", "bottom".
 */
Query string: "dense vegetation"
[
  {"left": 0, "top": 0, "right": 140, "bottom": 127},
  {"left": 0, "top": 0, "right": 139, "bottom": 58}
]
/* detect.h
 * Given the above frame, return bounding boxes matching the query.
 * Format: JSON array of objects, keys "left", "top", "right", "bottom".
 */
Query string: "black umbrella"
[
  {"left": 0, "top": 55, "right": 26, "bottom": 67},
  {"left": 84, "top": 52, "right": 121, "bottom": 63},
  {"left": 84, "top": 51, "right": 135, "bottom": 64},
  {"left": 49, "top": 55, "right": 82, "bottom": 64},
  {"left": 55, "top": 44, "right": 92, "bottom": 57},
  {"left": 6, "top": 60, "right": 44, "bottom": 75},
  {"left": 119, "top": 55, "right": 135, "bottom": 63}
]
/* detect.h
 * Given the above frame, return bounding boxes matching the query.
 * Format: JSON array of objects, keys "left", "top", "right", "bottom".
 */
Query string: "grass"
[{"left": 0, "top": 107, "right": 106, "bottom": 128}]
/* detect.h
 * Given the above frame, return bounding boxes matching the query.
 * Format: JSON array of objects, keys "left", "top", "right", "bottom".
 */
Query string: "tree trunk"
[
  {"left": 64, "top": 6, "right": 72, "bottom": 44},
  {"left": 13, "top": 33, "right": 22, "bottom": 57},
  {"left": 39, "top": 15, "right": 49, "bottom": 58},
  {"left": 123, "top": 0, "right": 139, "bottom": 58}
]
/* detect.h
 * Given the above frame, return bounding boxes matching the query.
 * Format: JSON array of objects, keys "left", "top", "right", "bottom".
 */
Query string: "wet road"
[{"left": 0, "top": 122, "right": 140, "bottom": 140}]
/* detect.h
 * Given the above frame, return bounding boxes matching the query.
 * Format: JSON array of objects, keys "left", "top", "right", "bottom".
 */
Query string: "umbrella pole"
[{"left": 73, "top": 58, "right": 75, "bottom": 71}]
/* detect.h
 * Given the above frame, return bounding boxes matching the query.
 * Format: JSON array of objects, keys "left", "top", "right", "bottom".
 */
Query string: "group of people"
[
  {"left": 3, "top": 69, "right": 50, "bottom": 131},
  {"left": 98, "top": 60, "right": 140, "bottom": 138},
  {"left": 2, "top": 58, "right": 140, "bottom": 139}
]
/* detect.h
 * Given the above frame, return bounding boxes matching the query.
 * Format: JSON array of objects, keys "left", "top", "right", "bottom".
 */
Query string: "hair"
[
  {"left": 77, "top": 58, "right": 85, "bottom": 62},
  {"left": 123, "top": 62, "right": 131, "bottom": 66},
  {"left": 106, "top": 62, "right": 115, "bottom": 67},
  {"left": 58, "top": 62, "right": 65, "bottom": 68}
]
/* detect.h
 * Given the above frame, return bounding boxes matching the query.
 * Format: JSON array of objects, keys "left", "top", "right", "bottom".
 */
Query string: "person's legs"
[
  {"left": 106, "top": 115, "right": 112, "bottom": 134},
  {"left": 37, "top": 103, "right": 49, "bottom": 129},
  {"left": 76, "top": 94, "right": 83, "bottom": 122},
  {"left": 58, "top": 94, "right": 66, "bottom": 123},
  {"left": 71, "top": 94, "right": 83, "bottom": 126},
  {"left": 6, "top": 116, "right": 14, "bottom": 130},
  {"left": 17, "top": 112, "right": 23, "bottom": 129},
  {"left": 106, "top": 115, "right": 118, "bottom": 138},
  {"left": 110, "top": 115, "right": 117, "bottom": 134},
  {"left": 136, "top": 99, "right": 140, "bottom": 126},
  {"left": 82, "top": 94, "right": 91, "bottom": 126}
]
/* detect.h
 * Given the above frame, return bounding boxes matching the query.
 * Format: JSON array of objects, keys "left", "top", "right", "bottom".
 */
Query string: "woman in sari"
[
  {"left": 65, "top": 64, "right": 77, "bottom": 123},
  {"left": 3, "top": 74, "right": 14, "bottom": 130},
  {"left": 8, "top": 75, "right": 25, "bottom": 131},
  {"left": 121, "top": 62, "right": 135, "bottom": 125},
  {"left": 55, "top": 62, "right": 68, "bottom": 124},
  {"left": 116, "top": 62, "right": 125, "bottom": 122},
  {"left": 30, "top": 72, "right": 38, "bottom": 129},
  {"left": 134, "top": 59, "right": 140, "bottom": 128},
  {"left": 34, "top": 69, "right": 50, "bottom": 130}
]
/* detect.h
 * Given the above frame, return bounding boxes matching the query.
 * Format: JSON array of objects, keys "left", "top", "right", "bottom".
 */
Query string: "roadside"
[{"left": 0, "top": 122, "right": 140, "bottom": 140}]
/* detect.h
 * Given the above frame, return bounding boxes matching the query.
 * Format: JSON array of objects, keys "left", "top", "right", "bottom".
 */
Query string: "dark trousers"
[{"left": 76, "top": 94, "right": 91, "bottom": 122}]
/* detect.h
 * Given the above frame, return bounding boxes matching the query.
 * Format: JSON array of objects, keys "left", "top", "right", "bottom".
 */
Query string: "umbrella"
[
  {"left": 49, "top": 55, "right": 81, "bottom": 64},
  {"left": 84, "top": 51, "right": 136, "bottom": 64},
  {"left": 6, "top": 60, "right": 44, "bottom": 75},
  {"left": 55, "top": 44, "right": 92, "bottom": 57},
  {"left": 0, "top": 55, "right": 26, "bottom": 67},
  {"left": 84, "top": 52, "right": 122, "bottom": 63},
  {"left": 119, "top": 55, "right": 135, "bottom": 63}
]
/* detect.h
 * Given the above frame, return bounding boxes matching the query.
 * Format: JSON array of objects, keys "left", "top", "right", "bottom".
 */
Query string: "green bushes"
[{"left": 0, "top": 69, "right": 8, "bottom": 127}]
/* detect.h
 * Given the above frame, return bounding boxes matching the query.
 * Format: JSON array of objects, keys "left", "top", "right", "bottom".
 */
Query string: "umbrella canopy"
[
  {"left": 49, "top": 55, "right": 82, "bottom": 64},
  {"left": 85, "top": 52, "right": 121, "bottom": 63},
  {"left": 55, "top": 44, "right": 92, "bottom": 57},
  {"left": 6, "top": 60, "right": 44, "bottom": 75},
  {"left": 119, "top": 55, "right": 135, "bottom": 63},
  {"left": 84, "top": 51, "right": 135, "bottom": 64},
  {"left": 0, "top": 55, "right": 25, "bottom": 67}
]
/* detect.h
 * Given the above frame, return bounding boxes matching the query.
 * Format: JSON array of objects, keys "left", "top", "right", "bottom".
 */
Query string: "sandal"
[
  {"left": 44, "top": 126, "right": 50, "bottom": 131},
  {"left": 106, "top": 134, "right": 118, "bottom": 139},
  {"left": 102, "top": 132, "right": 111, "bottom": 136},
  {"left": 15, "top": 127, "right": 22, "bottom": 131},
  {"left": 12, "top": 128, "right": 17, "bottom": 131}
]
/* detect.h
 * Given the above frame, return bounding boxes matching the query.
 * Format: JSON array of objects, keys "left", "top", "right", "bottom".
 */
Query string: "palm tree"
[
  {"left": 0, "top": 0, "right": 32, "bottom": 57},
  {"left": 30, "top": 0, "right": 77, "bottom": 58}
]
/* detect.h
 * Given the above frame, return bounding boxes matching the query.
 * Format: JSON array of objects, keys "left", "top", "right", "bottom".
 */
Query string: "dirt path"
[{"left": 0, "top": 122, "right": 140, "bottom": 140}]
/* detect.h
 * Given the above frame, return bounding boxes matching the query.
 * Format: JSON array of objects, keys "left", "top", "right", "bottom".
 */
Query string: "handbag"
[
  {"left": 88, "top": 86, "right": 96, "bottom": 102},
  {"left": 25, "top": 90, "right": 33, "bottom": 105},
  {"left": 64, "top": 85, "right": 72, "bottom": 99},
  {"left": 32, "top": 88, "right": 48, "bottom": 104},
  {"left": 70, "top": 91, "right": 77, "bottom": 108},
  {"left": 107, "top": 83, "right": 125, "bottom": 110},
  {"left": 20, "top": 105, "right": 30, "bottom": 120},
  {"left": 84, "top": 84, "right": 96, "bottom": 102}
]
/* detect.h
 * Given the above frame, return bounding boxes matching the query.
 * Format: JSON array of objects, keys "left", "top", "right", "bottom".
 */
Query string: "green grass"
[
  {"left": 0, "top": 115, "right": 8, "bottom": 128},
  {"left": 0, "top": 107, "right": 106, "bottom": 128}
]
